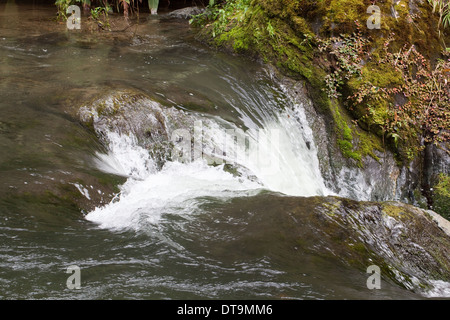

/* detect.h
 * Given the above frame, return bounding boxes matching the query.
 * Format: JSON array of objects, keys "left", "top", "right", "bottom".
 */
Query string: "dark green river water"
[{"left": 0, "top": 2, "right": 441, "bottom": 299}]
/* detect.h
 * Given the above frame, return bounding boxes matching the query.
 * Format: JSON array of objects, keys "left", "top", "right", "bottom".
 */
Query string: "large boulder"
[{"left": 197, "top": 194, "right": 450, "bottom": 295}]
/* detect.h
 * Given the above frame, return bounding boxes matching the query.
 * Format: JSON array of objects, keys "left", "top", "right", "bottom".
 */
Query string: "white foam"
[
  {"left": 93, "top": 131, "right": 156, "bottom": 180},
  {"left": 86, "top": 159, "right": 262, "bottom": 231},
  {"left": 197, "top": 104, "right": 331, "bottom": 197},
  {"left": 423, "top": 280, "right": 450, "bottom": 298}
]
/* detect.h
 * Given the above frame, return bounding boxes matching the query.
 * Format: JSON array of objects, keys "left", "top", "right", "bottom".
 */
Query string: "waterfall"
[
  {"left": 85, "top": 95, "right": 332, "bottom": 230},
  {"left": 81, "top": 86, "right": 450, "bottom": 298}
]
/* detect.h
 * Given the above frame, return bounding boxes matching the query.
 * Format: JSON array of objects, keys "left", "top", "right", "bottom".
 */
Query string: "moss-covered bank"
[{"left": 190, "top": 0, "right": 450, "bottom": 216}]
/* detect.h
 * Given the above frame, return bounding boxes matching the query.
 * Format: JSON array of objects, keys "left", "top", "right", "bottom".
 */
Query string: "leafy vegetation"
[
  {"left": 55, "top": 0, "right": 161, "bottom": 20},
  {"left": 434, "top": 173, "right": 450, "bottom": 220},
  {"left": 318, "top": 25, "right": 369, "bottom": 100},
  {"left": 55, "top": 0, "right": 112, "bottom": 20}
]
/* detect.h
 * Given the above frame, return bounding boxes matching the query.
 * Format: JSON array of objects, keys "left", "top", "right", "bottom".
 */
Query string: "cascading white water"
[
  {"left": 85, "top": 100, "right": 332, "bottom": 230},
  {"left": 93, "top": 131, "right": 157, "bottom": 181},
  {"left": 86, "top": 158, "right": 263, "bottom": 230},
  {"left": 81, "top": 87, "right": 450, "bottom": 299},
  {"left": 195, "top": 105, "right": 329, "bottom": 197}
]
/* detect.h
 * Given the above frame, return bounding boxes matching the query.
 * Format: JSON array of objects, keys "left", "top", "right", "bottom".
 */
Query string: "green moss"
[
  {"left": 324, "top": 0, "right": 366, "bottom": 34},
  {"left": 320, "top": 198, "right": 342, "bottom": 217},
  {"left": 347, "top": 241, "right": 368, "bottom": 256},
  {"left": 434, "top": 173, "right": 450, "bottom": 220},
  {"left": 331, "top": 101, "right": 364, "bottom": 165},
  {"left": 349, "top": 63, "right": 404, "bottom": 90},
  {"left": 304, "top": 68, "right": 331, "bottom": 114},
  {"left": 346, "top": 60, "right": 403, "bottom": 133},
  {"left": 337, "top": 140, "right": 362, "bottom": 162},
  {"left": 356, "top": 130, "right": 383, "bottom": 161},
  {"left": 381, "top": 202, "right": 414, "bottom": 221}
]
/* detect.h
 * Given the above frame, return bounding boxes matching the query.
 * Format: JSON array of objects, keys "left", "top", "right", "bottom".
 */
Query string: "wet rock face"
[
  {"left": 200, "top": 194, "right": 450, "bottom": 295},
  {"left": 296, "top": 196, "right": 450, "bottom": 290},
  {"left": 80, "top": 90, "right": 169, "bottom": 143},
  {"left": 427, "top": 143, "right": 450, "bottom": 189},
  {"left": 272, "top": 69, "right": 450, "bottom": 212},
  {"left": 323, "top": 199, "right": 450, "bottom": 285},
  {"left": 274, "top": 72, "right": 401, "bottom": 201},
  {"left": 430, "top": 144, "right": 450, "bottom": 179}
]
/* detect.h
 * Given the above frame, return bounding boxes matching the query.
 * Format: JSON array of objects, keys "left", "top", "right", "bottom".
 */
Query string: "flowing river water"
[{"left": 0, "top": 3, "right": 448, "bottom": 299}]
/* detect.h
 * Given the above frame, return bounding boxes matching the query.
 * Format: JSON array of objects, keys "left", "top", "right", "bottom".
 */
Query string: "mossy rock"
[
  {"left": 433, "top": 174, "right": 450, "bottom": 220},
  {"left": 192, "top": 0, "right": 449, "bottom": 165}
]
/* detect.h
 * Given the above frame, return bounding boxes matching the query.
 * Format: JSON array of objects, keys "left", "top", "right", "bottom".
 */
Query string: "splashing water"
[{"left": 86, "top": 99, "right": 332, "bottom": 230}]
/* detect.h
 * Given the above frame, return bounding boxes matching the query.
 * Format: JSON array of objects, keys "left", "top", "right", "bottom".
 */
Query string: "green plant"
[
  {"left": 148, "top": 0, "right": 159, "bottom": 14},
  {"left": 58, "top": 0, "right": 95, "bottom": 19},
  {"left": 428, "top": 0, "right": 450, "bottom": 48},
  {"left": 267, "top": 21, "right": 275, "bottom": 38},
  {"left": 55, "top": 0, "right": 74, "bottom": 20},
  {"left": 90, "top": 5, "right": 111, "bottom": 29},
  {"left": 318, "top": 25, "right": 370, "bottom": 99},
  {"left": 428, "top": 0, "right": 450, "bottom": 28},
  {"left": 433, "top": 173, "right": 450, "bottom": 219},
  {"left": 190, "top": 0, "right": 252, "bottom": 35},
  {"left": 91, "top": 6, "right": 103, "bottom": 19}
]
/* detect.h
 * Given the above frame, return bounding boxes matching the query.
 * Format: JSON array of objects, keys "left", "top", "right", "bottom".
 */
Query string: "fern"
[{"left": 443, "top": 6, "right": 450, "bottom": 28}]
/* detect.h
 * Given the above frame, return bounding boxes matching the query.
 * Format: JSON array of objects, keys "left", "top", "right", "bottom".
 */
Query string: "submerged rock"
[
  {"left": 79, "top": 89, "right": 196, "bottom": 170},
  {"left": 78, "top": 88, "right": 232, "bottom": 172},
  {"left": 166, "top": 7, "right": 205, "bottom": 20}
]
